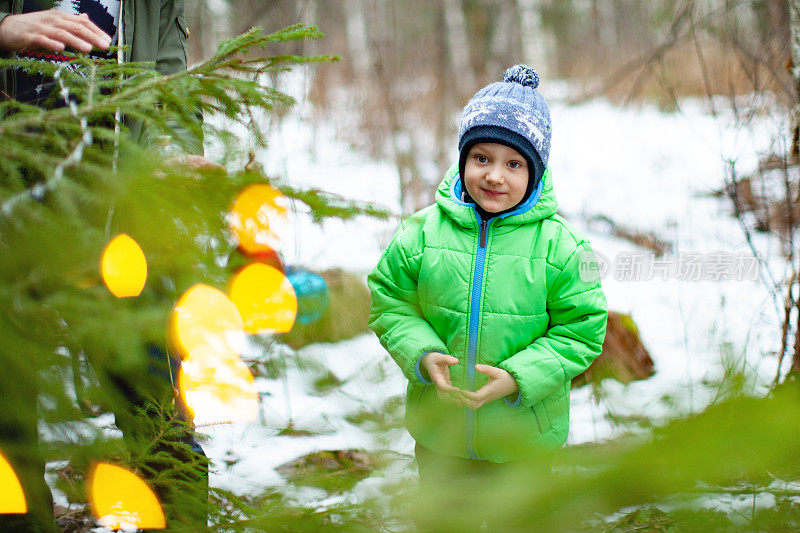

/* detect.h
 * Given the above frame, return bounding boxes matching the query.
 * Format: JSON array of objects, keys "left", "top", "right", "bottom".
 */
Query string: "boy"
[{"left": 368, "top": 65, "right": 607, "bottom": 525}]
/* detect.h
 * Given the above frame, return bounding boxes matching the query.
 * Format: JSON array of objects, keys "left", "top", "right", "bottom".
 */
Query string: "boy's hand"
[
  {"left": 421, "top": 352, "right": 462, "bottom": 407},
  {"left": 457, "top": 364, "right": 519, "bottom": 410}
]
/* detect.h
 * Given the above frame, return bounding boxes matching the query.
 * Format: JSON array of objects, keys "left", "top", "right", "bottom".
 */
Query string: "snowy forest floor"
[{"left": 198, "top": 70, "right": 793, "bottom": 525}]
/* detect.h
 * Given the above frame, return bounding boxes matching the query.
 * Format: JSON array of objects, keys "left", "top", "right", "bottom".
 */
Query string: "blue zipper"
[
  {"left": 453, "top": 175, "right": 545, "bottom": 459},
  {"left": 465, "top": 212, "right": 490, "bottom": 459}
]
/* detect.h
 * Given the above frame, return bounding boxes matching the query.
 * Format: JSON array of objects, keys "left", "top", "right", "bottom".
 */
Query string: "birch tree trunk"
[
  {"left": 488, "top": 0, "right": 516, "bottom": 76},
  {"left": 187, "top": 0, "right": 230, "bottom": 63},
  {"left": 343, "top": 0, "right": 372, "bottom": 80},
  {"left": 435, "top": 3, "right": 451, "bottom": 175},
  {"left": 443, "top": 0, "right": 477, "bottom": 92},
  {"left": 788, "top": 0, "right": 800, "bottom": 373},
  {"left": 364, "top": 1, "right": 426, "bottom": 215},
  {"left": 516, "top": 0, "right": 551, "bottom": 74},
  {"left": 791, "top": 1, "right": 800, "bottom": 162}
]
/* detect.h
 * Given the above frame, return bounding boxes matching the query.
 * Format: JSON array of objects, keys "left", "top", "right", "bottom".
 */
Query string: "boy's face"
[{"left": 463, "top": 143, "right": 528, "bottom": 213}]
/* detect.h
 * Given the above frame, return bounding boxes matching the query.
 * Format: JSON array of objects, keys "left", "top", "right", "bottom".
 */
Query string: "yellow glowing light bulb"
[
  {"left": 228, "top": 263, "right": 298, "bottom": 334},
  {"left": 169, "top": 284, "right": 245, "bottom": 360},
  {"left": 0, "top": 451, "right": 27, "bottom": 514},
  {"left": 178, "top": 347, "right": 259, "bottom": 425},
  {"left": 229, "top": 183, "right": 289, "bottom": 257},
  {"left": 88, "top": 462, "right": 166, "bottom": 530},
  {"left": 100, "top": 234, "right": 147, "bottom": 298}
]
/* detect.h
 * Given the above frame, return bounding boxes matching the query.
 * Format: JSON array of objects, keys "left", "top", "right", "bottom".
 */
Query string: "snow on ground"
[
  {"left": 204, "top": 335, "right": 411, "bottom": 496},
  {"left": 203, "top": 68, "right": 789, "bottom": 498}
]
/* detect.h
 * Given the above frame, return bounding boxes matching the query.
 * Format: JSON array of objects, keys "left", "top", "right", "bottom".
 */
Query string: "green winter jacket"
[
  {"left": 0, "top": 0, "right": 201, "bottom": 154},
  {"left": 368, "top": 165, "right": 607, "bottom": 462}
]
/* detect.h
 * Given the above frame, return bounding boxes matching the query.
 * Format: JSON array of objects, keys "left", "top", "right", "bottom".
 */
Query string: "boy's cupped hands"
[{"left": 421, "top": 352, "right": 519, "bottom": 410}]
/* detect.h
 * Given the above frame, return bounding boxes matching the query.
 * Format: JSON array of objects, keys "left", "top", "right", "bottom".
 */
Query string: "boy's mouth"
[{"left": 482, "top": 188, "right": 505, "bottom": 197}]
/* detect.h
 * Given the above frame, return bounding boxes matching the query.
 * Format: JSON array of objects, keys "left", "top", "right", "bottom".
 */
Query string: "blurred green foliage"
[
  {"left": 0, "top": 23, "right": 391, "bottom": 531},
  {"left": 405, "top": 384, "right": 800, "bottom": 532},
  {"left": 280, "top": 269, "right": 371, "bottom": 349}
]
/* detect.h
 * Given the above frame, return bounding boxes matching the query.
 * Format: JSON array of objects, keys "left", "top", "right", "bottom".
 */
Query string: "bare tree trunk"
[
  {"left": 791, "top": 0, "right": 800, "bottom": 163},
  {"left": 591, "top": 0, "right": 601, "bottom": 48},
  {"left": 488, "top": 0, "right": 515, "bottom": 76},
  {"left": 187, "top": 0, "right": 230, "bottom": 63},
  {"left": 295, "top": 1, "right": 316, "bottom": 79},
  {"left": 343, "top": 0, "right": 372, "bottom": 81},
  {"left": 596, "top": 0, "right": 616, "bottom": 50},
  {"left": 789, "top": 0, "right": 800, "bottom": 374},
  {"left": 443, "top": 0, "right": 477, "bottom": 92},
  {"left": 516, "top": 0, "right": 552, "bottom": 74},
  {"left": 435, "top": 3, "right": 451, "bottom": 175},
  {"left": 364, "top": 1, "right": 426, "bottom": 215}
]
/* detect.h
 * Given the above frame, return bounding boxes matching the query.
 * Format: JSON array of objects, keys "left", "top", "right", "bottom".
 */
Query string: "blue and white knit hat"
[{"left": 458, "top": 65, "right": 552, "bottom": 193}]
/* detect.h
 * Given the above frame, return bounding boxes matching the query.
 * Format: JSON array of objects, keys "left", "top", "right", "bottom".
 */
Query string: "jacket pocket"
[
  {"left": 176, "top": 13, "right": 189, "bottom": 62},
  {"left": 177, "top": 12, "right": 190, "bottom": 40},
  {"left": 531, "top": 401, "right": 551, "bottom": 434}
]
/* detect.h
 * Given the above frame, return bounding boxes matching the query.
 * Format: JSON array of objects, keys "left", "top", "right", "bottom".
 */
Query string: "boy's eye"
[
  {"left": 508, "top": 160, "right": 522, "bottom": 169},
  {"left": 475, "top": 155, "right": 488, "bottom": 164}
]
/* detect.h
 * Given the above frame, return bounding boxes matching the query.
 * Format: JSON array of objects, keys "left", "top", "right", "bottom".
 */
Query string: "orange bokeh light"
[
  {"left": 88, "top": 462, "right": 166, "bottom": 530},
  {"left": 100, "top": 234, "right": 147, "bottom": 298},
  {"left": 178, "top": 347, "right": 259, "bottom": 425},
  {"left": 0, "top": 450, "right": 26, "bottom": 514},
  {"left": 229, "top": 183, "right": 289, "bottom": 257},
  {"left": 228, "top": 263, "right": 298, "bottom": 334},
  {"left": 169, "top": 284, "right": 245, "bottom": 360}
]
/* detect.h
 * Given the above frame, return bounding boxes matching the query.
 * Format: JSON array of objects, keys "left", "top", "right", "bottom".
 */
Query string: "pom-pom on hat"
[{"left": 458, "top": 65, "right": 552, "bottom": 197}]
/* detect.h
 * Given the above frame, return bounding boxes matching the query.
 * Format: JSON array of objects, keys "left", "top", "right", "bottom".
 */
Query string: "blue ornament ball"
[{"left": 286, "top": 267, "right": 330, "bottom": 325}]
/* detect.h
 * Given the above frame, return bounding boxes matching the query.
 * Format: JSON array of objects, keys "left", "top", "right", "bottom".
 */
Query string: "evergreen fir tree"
[{"left": 0, "top": 24, "right": 388, "bottom": 531}]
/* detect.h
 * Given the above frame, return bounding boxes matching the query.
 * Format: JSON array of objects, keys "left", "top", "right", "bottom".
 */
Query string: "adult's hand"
[
  {"left": 456, "top": 364, "right": 519, "bottom": 410},
  {"left": 0, "top": 9, "right": 111, "bottom": 54}
]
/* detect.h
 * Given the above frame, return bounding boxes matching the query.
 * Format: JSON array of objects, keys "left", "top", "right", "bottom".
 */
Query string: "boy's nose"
[{"left": 485, "top": 167, "right": 503, "bottom": 184}]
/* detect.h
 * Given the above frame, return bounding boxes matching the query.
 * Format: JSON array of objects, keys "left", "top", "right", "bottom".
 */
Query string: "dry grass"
[{"left": 279, "top": 269, "right": 371, "bottom": 350}]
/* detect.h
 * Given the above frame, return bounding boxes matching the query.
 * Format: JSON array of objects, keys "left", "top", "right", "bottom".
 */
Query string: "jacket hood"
[{"left": 434, "top": 163, "right": 558, "bottom": 228}]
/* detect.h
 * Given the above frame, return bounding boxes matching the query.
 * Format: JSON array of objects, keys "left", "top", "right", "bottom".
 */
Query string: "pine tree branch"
[{"left": 0, "top": 25, "right": 339, "bottom": 218}]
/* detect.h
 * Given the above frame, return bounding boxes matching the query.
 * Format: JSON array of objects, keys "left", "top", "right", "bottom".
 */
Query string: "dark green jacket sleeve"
[
  {"left": 0, "top": 0, "right": 13, "bottom": 20},
  {"left": 499, "top": 241, "right": 607, "bottom": 407},
  {"left": 368, "top": 219, "right": 450, "bottom": 386}
]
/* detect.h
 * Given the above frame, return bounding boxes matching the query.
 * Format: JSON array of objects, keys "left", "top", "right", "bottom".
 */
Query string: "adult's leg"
[{"left": 103, "top": 345, "right": 208, "bottom": 528}]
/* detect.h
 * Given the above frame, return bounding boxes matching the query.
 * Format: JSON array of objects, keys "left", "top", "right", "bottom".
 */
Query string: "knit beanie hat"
[{"left": 457, "top": 65, "right": 552, "bottom": 203}]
